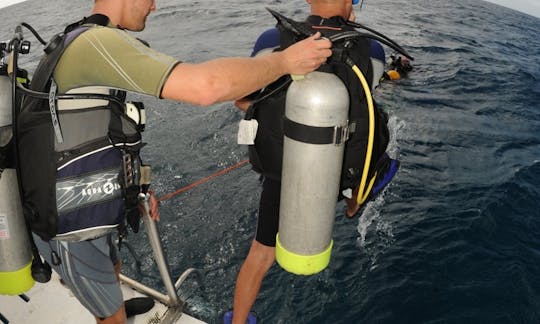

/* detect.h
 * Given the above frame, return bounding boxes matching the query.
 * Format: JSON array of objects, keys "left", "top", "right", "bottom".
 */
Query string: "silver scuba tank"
[
  {"left": 0, "top": 73, "right": 35, "bottom": 295},
  {"left": 276, "top": 71, "right": 349, "bottom": 275}
]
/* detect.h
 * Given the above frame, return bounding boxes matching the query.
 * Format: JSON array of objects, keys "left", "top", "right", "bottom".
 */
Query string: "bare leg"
[
  {"left": 95, "top": 306, "right": 127, "bottom": 324},
  {"left": 113, "top": 261, "right": 121, "bottom": 280},
  {"left": 345, "top": 196, "right": 360, "bottom": 217},
  {"left": 232, "top": 241, "right": 275, "bottom": 324}
]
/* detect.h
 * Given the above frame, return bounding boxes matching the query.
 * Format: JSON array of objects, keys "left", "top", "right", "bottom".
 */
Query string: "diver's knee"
[{"left": 248, "top": 241, "right": 276, "bottom": 268}]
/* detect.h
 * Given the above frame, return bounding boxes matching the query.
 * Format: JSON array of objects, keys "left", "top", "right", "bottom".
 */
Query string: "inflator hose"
[{"left": 346, "top": 59, "right": 377, "bottom": 205}]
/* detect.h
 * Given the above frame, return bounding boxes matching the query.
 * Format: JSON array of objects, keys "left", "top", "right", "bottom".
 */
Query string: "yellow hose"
[{"left": 351, "top": 64, "right": 375, "bottom": 205}]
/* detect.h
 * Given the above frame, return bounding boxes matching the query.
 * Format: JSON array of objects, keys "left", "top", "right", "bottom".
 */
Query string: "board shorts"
[
  {"left": 33, "top": 233, "right": 122, "bottom": 318},
  {"left": 255, "top": 177, "right": 281, "bottom": 247}
]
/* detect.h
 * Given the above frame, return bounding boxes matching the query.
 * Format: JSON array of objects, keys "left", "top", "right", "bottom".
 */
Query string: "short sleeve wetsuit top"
[{"left": 54, "top": 23, "right": 178, "bottom": 96}]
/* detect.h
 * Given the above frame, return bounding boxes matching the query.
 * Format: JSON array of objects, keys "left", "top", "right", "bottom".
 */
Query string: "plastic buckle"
[{"left": 333, "top": 121, "right": 349, "bottom": 145}]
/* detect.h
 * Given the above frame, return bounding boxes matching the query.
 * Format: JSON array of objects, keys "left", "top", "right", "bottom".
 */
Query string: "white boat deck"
[{"left": 0, "top": 271, "right": 205, "bottom": 324}]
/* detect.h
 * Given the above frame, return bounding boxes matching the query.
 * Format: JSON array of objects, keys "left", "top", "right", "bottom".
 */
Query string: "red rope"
[{"left": 157, "top": 159, "right": 250, "bottom": 202}]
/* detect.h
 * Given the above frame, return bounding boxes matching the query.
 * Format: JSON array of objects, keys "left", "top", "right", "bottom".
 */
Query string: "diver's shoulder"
[
  {"left": 77, "top": 25, "right": 138, "bottom": 43},
  {"left": 252, "top": 27, "right": 280, "bottom": 56}
]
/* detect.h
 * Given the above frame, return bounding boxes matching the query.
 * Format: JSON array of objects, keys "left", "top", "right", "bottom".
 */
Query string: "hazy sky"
[
  {"left": 0, "top": 0, "right": 27, "bottom": 10},
  {"left": 483, "top": 0, "right": 540, "bottom": 18}
]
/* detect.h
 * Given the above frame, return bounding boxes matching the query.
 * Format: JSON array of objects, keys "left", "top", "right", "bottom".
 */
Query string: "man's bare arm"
[{"left": 161, "top": 32, "right": 331, "bottom": 106}]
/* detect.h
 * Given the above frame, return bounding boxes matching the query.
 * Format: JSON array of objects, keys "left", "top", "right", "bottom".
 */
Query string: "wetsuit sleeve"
[
  {"left": 54, "top": 26, "right": 179, "bottom": 96},
  {"left": 370, "top": 40, "right": 385, "bottom": 63},
  {"left": 251, "top": 28, "right": 281, "bottom": 57}
]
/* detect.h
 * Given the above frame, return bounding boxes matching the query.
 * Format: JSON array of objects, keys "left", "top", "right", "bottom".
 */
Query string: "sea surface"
[{"left": 1, "top": 0, "right": 540, "bottom": 323}]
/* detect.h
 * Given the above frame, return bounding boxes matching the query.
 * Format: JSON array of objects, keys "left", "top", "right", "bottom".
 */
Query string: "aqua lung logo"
[
  {"left": 57, "top": 169, "right": 122, "bottom": 214},
  {"left": 81, "top": 181, "right": 121, "bottom": 197}
]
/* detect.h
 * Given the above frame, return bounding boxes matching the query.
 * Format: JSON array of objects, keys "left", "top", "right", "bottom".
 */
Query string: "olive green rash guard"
[{"left": 54, "top": 24, "right": 179, "bottom": 97}]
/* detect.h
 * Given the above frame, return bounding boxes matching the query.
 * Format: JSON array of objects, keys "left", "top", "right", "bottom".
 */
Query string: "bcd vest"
[
  {"left": 246, "top": 15, "right": 390, "bottom": 193},
  {"left": 17, "top": 15, "right": 145, "bottom": 241}
]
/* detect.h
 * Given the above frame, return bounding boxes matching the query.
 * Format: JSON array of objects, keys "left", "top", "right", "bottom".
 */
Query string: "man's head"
[
  {"left": 307, "top": 0, "right": 354, "bottom": 20},
  {"left": 93, "top": 0, "right": 156, "bottom": 31}
]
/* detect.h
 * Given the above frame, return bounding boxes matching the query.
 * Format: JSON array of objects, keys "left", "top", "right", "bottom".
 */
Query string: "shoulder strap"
[
  {"left": 64, "top": 14, "right": 110, "bottom": 34},
  {"left": 28, "top": 13, "right": 115, "bottom": 97}
]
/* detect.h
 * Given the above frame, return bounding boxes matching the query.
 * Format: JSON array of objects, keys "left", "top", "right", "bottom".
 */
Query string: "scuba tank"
[
  {"left": 265, "top": 9, "right": 414, "bottom": 275},
  {"left": 276, "top": 72, "right": 349, "bottom": 275},
  {"left": 0, "top": 68, "right": 34, "bottom": 295},
  {"left": 0, "top": 26, "right": 53, "bottom": 295}
]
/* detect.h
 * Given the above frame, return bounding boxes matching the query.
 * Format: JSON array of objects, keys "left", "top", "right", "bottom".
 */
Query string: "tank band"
[{"left": 283, "top": 116, "right": 348, "bottom": 145}]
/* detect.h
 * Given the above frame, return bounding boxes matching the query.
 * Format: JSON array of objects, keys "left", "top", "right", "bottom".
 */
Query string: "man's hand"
[{"left": 280, "top": 32, "right": 332, "bottom": 75}]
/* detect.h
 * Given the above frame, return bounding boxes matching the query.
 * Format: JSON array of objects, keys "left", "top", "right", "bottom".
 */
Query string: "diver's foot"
[
  {"left": 223, "top": 310, "right": 257, "bottom": 324},
  {"left": 370, "top": 153, "right": 400, "bottom": 197},
  {"left": 344, "top": 153, "right": 399, "bottom": 218},
  {"left": 125, "top": 297, "right": 155, "bottom": 318}
]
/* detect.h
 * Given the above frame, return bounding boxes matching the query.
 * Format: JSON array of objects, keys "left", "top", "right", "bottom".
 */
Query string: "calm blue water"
[{"left": 1, "top": 0, "right": 540, "bottom": 323}]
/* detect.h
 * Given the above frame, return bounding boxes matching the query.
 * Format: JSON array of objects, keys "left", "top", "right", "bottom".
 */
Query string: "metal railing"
[{"left": 119, "top": 193, "right": 203, "bottom": 323}]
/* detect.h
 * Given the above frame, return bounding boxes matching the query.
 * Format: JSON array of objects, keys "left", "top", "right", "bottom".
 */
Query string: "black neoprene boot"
[{"left": 125, "top": 297, "right": 155, "bottom": 318}]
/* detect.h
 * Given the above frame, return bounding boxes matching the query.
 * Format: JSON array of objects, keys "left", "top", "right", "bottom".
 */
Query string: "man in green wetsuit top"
[{"left": 19, "top": 0, "right": 332, "bottom": 323}]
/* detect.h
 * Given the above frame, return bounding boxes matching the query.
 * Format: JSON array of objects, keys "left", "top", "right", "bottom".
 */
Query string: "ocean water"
[{"left": 1, "top": 0, "right": 540, "bottom": 323}]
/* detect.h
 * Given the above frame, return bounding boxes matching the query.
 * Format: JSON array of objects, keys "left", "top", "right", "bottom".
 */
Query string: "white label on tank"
[
  {"left": 0, "top": 214, "right": 9, "bottom": 240},
  {"left": 237, "top": 119, "right": 259, "bottom": 145}
]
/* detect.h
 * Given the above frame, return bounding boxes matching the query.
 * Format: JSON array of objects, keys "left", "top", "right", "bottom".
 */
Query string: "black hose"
[
  {"left": 10, "top": 28, "right": 52, "bottom": 283},
  {"left": 11, "top": 38, "right": 22, "bottom": 198},
  {"left": 267, "top": 8, "right": 414, "bottom": 61},
  {"left": 345, "top": 21, "right": 413, "bottom": 60},
  {"left": 330, "top": 29, "right": 414, "bottom": 61},
  {"left": 20, "top": 22, "right": 47, "bottom": 46}
]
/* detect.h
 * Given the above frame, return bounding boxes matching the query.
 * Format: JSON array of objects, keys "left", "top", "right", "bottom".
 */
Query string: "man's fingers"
[
  {"left": 310, "top": 32, "right": 332, "bottom": 49},
  {"left": 310, "top": 31, "right": 322, "bottom": 39},
  {"left": 282, "top": 31, "right": 333, "bottom": 75}
]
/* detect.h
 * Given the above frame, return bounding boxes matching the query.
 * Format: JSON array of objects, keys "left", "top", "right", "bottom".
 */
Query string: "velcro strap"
[
  {"left": 49, "top": 79, "right": 64, "bottom": 143},
  {"left": 283, "top": 116, "right": 348, "bottom": 145}
]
